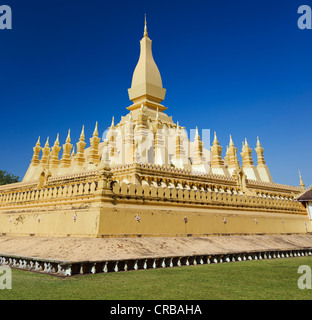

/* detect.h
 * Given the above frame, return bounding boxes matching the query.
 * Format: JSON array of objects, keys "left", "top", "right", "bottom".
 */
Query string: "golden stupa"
[{"left": 0, "top": 18, "right": 309, "bottom": 238}]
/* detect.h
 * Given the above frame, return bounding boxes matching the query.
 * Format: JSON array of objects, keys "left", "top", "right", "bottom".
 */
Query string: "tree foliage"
[{"left": 0, "top": 170, "right": 20, "bottom": 185}]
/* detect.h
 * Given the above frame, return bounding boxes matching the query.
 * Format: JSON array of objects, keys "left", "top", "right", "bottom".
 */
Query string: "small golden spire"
[
  {"left": 213, "top": 132, "right": 219, "bottom": 145},
  {"left": 229, "top": 135, "right": 234, "bottom": 147},
  {"left": 110, "top": 117, "right": 115, "bottom": 128},
  {"left": 241, "top": 138, "right": 254, "bottom": 167},
  {"left": 245, "top": 138, "right": 249, "bottom": 147},
  {"left": 195, "top": 127, "right": 201, "bottom": 140},
  {"left": 93, "top": 122, "right": 99, "bottom": 137},
  {"left": 36, "top": 136, "right": 41, "bottom": 147},
  {"left": 211, "top": 132, "right": 223, "bottom": 167},
  {"left": 66, "top": 130, "right": 71, "bottom": 143},
  {"left": 255, "top": 136, "right": 265, "bottom": 166},
  {"left": 299, "top": 170, "right": 305, "bottom": 189},
  {"left": 60, "top": 129, "right": 73, "bottom": 168},
  {"left": 79, "top": 125, "right": 85, "bottom": 141},
  {"left": 54, "top": 133, "right": 60, "bottom": 146},
  {"left": 71, "top": 147, "right": 75, "bottom": 158},
  {"left": 39, "top": 137, "right": 50, "bottom": 166},
  {"left": 31, "top": 136, "right": 42, "bottom": 166}
]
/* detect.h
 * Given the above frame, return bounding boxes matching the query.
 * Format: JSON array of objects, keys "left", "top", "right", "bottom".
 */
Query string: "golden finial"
[
  {"left": 195, "top": 126, "right": 199, "bottom": 138},
  {"left": 213, "top": 132, "right": 219, "bottom": 144},
  {"left": 144, "top": 14, "right": 148, "bottom": 38},
  {"left": 45, "top": 137, "right": 49, "bottom": 147},
  {"left": 229, "top": 135, "right": 234, "bottom": 147},
  {"left": 195, "top": 127, "right": 201, "bottom": 141},
  {"left": 36, "top": 136, "right": 41, "bottom": 146},
  {"left": 71, "top": 147, "right": 75, "bottom": 158},
  {"left": 110, "top": 116, "right": 115, "bottom": 128},
  {"left": 54, "top": 133, "right": 59, "bottom": 146},
  {"left": 93, "top": 122, "right": 98, "bottom": 137},
  {"left": 66, "top": 130, "right": 71, "bottom": 143},
  {"left": 79, "top": 125, "right": 85, "bottom": 141},
  {"left": 257, "top": 136, "right": 261, "bottom": 147}
]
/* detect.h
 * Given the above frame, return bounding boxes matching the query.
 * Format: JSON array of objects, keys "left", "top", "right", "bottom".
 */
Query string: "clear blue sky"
[{"left": 0, "top": 0, "right": 311, "bottom": 187}]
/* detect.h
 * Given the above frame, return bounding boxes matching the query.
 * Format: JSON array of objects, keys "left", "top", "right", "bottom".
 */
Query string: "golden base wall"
[
  {"left": 0, "top": 172, "right": 310, "bottom": 238},
  {"left": 0, "top": 203, "right": 310, "bottom": 238}
]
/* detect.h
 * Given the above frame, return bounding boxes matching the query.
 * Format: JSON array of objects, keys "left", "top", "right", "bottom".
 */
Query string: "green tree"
[{"left": 0, "top": 170, "right": 19, "bottom": 185}]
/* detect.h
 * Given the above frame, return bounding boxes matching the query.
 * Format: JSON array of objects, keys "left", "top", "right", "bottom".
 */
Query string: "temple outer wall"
[
  {"left": 0, "top": 174, "right": 310, "bottom": 238},
  {"left": 0, "top": 204, "right": 310, "bottom": 238},
  {"left": 98, "top": 204, "right": 312, "bottom": 236}
]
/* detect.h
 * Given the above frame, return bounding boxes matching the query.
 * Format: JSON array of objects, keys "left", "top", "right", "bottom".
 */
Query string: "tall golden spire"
[{"left": 128, "top": 17, "right": 166, "bottom": 111}]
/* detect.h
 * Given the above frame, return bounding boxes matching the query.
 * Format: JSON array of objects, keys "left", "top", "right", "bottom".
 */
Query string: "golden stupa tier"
[{"left": 21, "top": 108, "right": 275, "bottom": 187}]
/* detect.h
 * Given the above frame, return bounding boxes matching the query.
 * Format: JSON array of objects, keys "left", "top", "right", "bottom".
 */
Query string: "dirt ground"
[{"left": 0, "top": 234, "right": 312, "bottom": 262}]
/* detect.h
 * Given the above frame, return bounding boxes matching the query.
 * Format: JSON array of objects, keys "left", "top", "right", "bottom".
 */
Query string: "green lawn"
[{"left": 1, "top": 257, "right": 312, "bottom": 300}]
